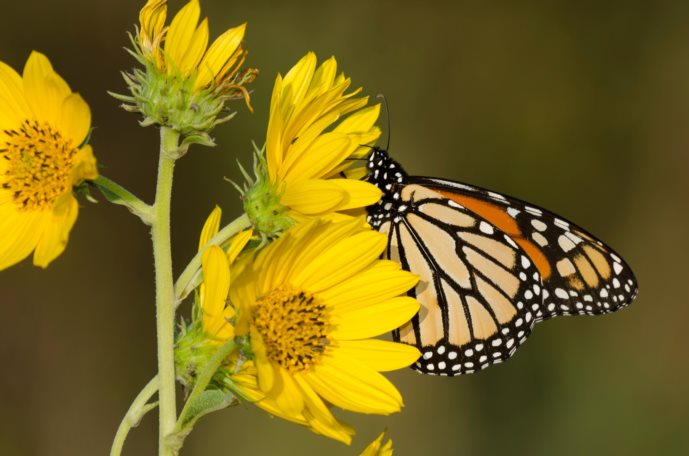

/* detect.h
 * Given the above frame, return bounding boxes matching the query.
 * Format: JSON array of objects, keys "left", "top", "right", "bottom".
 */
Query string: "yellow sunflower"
[
  {"left": 229, "top": 218, "right": 421, "bottom": 444},
  {"left": 245, "top": 53, "right": 382, "bottom": 237},
  {"left": 0, "top": 52, "right": 97, "bottom": 270},
  {"left": 175, "top": 208, "right": 328, "bottom": 437},
  {"left": 138, "top": 0, "right": 250, "bottom": 94}
]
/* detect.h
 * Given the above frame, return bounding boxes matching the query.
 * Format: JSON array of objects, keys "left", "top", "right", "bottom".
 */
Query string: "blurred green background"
[{"left": 1, "top": 0, "right": 687, "bottom": 454}]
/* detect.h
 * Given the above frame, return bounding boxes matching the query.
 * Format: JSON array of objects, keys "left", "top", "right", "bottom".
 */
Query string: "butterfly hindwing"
[{"left": 413, "top": 176, "right": 639, "bottom": 321}]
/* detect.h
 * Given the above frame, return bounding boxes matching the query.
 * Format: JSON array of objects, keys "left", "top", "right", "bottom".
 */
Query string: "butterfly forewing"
[{"left": 413, "top": 177, "right": 639, "bottom": 321}]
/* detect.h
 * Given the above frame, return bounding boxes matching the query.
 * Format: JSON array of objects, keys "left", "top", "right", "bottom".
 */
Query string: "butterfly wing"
[
  {"left": 411, "top": 176, "right": 639, "bottom": 322},
  {"left": 381, "top": 183, "right": 542, "bottom": 375}
]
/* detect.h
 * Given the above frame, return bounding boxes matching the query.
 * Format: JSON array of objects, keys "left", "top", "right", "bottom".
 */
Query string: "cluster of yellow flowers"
[
  {"left": 177, "top": 52, "right": 421, "bottom": 444},
  {"left": 0, "top": 0, "right": 420, "bottom": 451}
]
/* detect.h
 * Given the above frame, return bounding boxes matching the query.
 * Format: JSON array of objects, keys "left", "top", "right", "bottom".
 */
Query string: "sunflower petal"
[
  {"left": 281, "top": 179, "right": 346, "bottom": 215},
  {"left": 291, "top": 230, "right": 387, "bottom": 292},
  {"left": 309, "top": 57, "right": 337, "bottom": 96},
  {"left": 281, "top": 132, "right": 356, "bottom": 183},
  {"left": 305, "top": 354, "right": 403, "bottom": 414},
  {"left": 251, "top": 327, "right": 275, "bottom": 392},
  {"left": 318, "top": 261, "right": 418, "bottom": 312},
  {"left": 226, "top": 229, "right": 253, "bottom": 263},
  {"left": 178, "top": 17, "right": 209, "bottom": 74},
  {"left": 195, "top": 23, "right": 246, "bottom": 90},
  {"left": 32, "top": 194, "right": 78, "bottom": 268},
  {"left": 165, "top": 0, "right": 201, "bottom": 69},
  {"left": 282, "top": 52, "right": 316, "bottom": 108},
  {"left": 292, "top": 374, "right": 338, "bottom": 427},
  {"left": 23, "top": 52, "right": 71, "bottom": 126},
  {"left": 0, "top": 60, "right": 29, "bottom": 123},
  {"left": 333, "top": 103, "right": 381, "bottom": 134},
  {"left": 0, "top": 207, "right": 45, "bottom": 270},
  {"left": 336, "top": 339, "right": 421, "bottom": 372},
  {"left": 330, "top": 179, "right": 382, "bottom": 210},
  {"left": 305, "top": 416, "right": 354, "bottom": 445},
  {"left": 59, "top": 93, "right": 91, "bottom": 146},
  {"left": 201, "top": 245, "right": 231, "bottom": 337},
  {"left": 198, "top": 205, "right": 222, "bottom": 251},
  {"left": 330, "top": 297, "right": 420, "bottom": 340},
  {"left": 69, "top": 145, "right": 98, "bottom": 184},
  {"left": 272, "top": 367, "right": 305, "bottom": 417}
]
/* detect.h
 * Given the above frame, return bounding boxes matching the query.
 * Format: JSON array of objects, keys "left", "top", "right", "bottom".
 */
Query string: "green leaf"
[{"left": 165, "top": 390, "right": 236, "bottom": 452}]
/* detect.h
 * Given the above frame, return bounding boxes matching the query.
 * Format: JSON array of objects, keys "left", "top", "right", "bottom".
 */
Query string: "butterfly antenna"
[{"left": 377, "top": 94, "right": 391, "bottom": 151}]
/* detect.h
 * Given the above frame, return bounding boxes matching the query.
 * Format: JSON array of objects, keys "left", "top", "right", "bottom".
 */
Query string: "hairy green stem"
[
  {"left": 92, "top": 175, "right": 153, "bottom": 224},
  {"left": 110, "top": 376, "right": 160, "bottom": 456},
  {"left": 153, "top": 127, "right": 180, "bottom": 455},
  {"left": 174, "top": 213, "right": 252, "bottom": 304}
]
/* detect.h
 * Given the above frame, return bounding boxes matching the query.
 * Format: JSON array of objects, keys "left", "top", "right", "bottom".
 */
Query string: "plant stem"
[
  {"left": 174, "top": 213, "right": 251, "bottom": 304},
  {"left": 110, "top": 376, "right": 160, "bottom": 456},
  {"left": 152, "top": 127, "right": 180, "bottom": 456},
  {"left": 92, "top": 175, "right": 153, "bottom": 224}
]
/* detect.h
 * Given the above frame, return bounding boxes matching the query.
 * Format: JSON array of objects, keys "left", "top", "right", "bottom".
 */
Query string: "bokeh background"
[{"left": 1, "top": 0, "right": 687, "bottom": 454}]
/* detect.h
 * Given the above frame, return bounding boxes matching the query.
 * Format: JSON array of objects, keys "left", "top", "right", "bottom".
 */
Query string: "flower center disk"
[
  {"left": 253, "top": 285, "right": 330, "bottom": 373},
  {"left": 2, "top": 120, "right": 77, "bottom": 211}
]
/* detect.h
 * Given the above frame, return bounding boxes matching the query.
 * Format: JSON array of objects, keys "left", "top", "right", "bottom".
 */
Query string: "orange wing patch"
[{"left": 437, "top": 191, "right": 552, "bottom": 280}]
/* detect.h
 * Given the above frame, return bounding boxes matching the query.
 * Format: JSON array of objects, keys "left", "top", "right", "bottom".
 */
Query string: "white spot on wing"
[
  {"left": 565, "top": 232, "right": 584, "bottom": 245},
  {"left": 554, "top": 218, "right": 570, "bottom": 229},
  {"left": 532, "top": 232, "right": 548, "bottom": 247},
  {"left": 448, "top": 200, "right": 464, "bottom": 210},
  {"left": 558, "top": 234, "right": 576, "bottom": 252},
  {"left": 504, "top": 235, "right": 518, "bottom": 248},
  {"left": 555, "top": 288, "right": 569, "bottom": 299},
  {"left": 613, "top": 262, "right": 624, "bottom": 275},
  {"left": 488, "top": 191, "right": 507, "bottom": 201},
  {"left": 531, "top": 219, "right": 547, "bottom": 232},
  {"left": 479, "top": 221, "right": 494, "bottom": 235},
  {"left": 525, "top": 206, "right": 542, "bottom": 216}
]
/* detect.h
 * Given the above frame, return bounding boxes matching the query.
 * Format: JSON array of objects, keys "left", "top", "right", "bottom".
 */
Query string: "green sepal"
[
  {"left": 181, "top": 133, "right": 216, "bottom": 149},
  {"left": 73, "top": 183, "right": 98, "bottom": 204}
]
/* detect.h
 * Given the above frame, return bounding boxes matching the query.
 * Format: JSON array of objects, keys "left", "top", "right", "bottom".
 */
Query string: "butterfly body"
[{"left": 366, "top": 148, "right": 638, "bottom": 376}]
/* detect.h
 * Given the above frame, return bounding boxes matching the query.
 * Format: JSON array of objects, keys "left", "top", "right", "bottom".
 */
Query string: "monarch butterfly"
[{"left": 365, "top": 147, "right": 638, "bottom": 376}]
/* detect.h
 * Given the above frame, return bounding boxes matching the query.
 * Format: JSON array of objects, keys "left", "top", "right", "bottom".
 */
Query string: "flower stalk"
[
  {"left": 110, "top": 376, "right": 160, "bottom": 456},
  {"left": 152, "top": 126, "right": 180, "bottom": 455}
]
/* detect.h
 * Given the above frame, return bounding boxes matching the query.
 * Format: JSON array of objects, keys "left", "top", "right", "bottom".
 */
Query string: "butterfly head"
[{"left": 365, "top": 147, "right": 408, "bottom": 228}]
